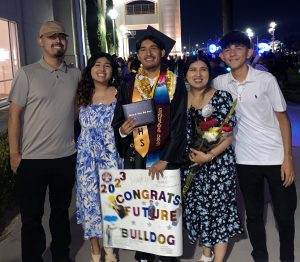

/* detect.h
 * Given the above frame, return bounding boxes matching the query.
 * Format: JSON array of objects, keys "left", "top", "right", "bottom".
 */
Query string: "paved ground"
[
  {"left": 0, "top": 102, "right": 299, "bottom": 262},
  {"left": 0, "top": 147, "right": 299, "bottom": 262}
]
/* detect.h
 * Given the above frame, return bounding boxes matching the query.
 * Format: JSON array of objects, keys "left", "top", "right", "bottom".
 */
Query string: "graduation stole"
[{"left": 132, "top": 66, "right": 176, "bottom": 158}]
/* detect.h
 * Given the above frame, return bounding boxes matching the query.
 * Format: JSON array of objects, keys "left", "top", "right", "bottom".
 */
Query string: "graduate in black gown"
[{"left": 112, "top": 26, "right": 186, "bottom": 262}]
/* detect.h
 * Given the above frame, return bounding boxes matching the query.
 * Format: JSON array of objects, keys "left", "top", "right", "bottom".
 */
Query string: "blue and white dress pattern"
[
  {"left": 76, "top": 101, "right": 123, "bottom": 239},
  {"left": 182, "top": 90, "right": 243, "bottom": 245}
]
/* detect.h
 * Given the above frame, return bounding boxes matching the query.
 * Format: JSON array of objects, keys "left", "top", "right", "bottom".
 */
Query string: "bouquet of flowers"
[{"left": 182, "top": 99, "right": 237, "bottom": 198}]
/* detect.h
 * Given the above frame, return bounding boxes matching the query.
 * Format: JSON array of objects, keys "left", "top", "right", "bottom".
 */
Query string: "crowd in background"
[{"left": 112, "top": 48, "right": 300, "bottom": 88}]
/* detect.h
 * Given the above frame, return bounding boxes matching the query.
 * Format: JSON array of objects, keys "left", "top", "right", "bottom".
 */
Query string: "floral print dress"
[
  {"left": 182, "top": 90, "right": 243, "bottom": 245},
  {"left": 76, "top": 102, "right": 123, "bottom": 239}
]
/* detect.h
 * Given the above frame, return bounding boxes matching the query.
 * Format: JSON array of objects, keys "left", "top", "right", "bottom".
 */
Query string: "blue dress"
[
  {"left": 76, "top": 102, "right": 123, "bottom": 240},
  {"left": 182, "top": 90, "right": 243, "bottom": 246}
]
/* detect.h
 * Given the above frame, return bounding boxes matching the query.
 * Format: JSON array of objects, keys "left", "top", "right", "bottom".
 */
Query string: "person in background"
[
  {"left": 76, "top": 52, "right": 122, "bottom": 262},
  {"left": 251, "top": 52, "right": 269, "bottom": 72},
  {"left": 8, "top": 21, "right": 81, "bottom": 262},
  {"left": 128, "top": 55, "right": 141, "bottom": 75},
  {"left": 209, "top": 56, "right": 228, "bottom": 79},
  {"left": 116, "top": 57, "right": 131, "bottom": 84},
  {"left": 183, "top": 55, "right": 243, "bottom": 262},
  {"left": 213, "top": 30, "right": 297, "bottom": 262}
]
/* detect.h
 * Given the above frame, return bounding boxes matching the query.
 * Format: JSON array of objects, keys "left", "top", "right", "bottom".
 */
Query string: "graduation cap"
[{"left": 137, "top": 25, "right": 176, "bottom": 56}]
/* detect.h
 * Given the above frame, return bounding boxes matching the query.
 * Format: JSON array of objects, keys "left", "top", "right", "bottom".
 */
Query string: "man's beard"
[
  {"left": 52, "top": 44, "right": 65, "bottom": 58},
  {"left": 54, "top": 50, "right": 65, "bottom": 58}
]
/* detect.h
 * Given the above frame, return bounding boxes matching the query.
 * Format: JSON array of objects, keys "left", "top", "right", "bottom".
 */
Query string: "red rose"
[
  {"left": 222, "top": 123, "right": 233, "bottom": 132},
  {"left": 199, "top": 118, "right": 218, "bottom": 131}
]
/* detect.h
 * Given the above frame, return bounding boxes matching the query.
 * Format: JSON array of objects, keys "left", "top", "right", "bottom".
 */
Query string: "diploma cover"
[{"left": 122, "top": 100, "right": 157, "bottom": 127}]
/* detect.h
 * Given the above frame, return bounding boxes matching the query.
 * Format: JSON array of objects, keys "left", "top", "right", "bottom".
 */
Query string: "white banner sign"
[{"left": 100, "top": 169, "right": 183, "bottom": 257}]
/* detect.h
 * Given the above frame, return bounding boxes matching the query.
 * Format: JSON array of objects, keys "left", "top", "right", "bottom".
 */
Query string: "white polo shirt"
[{"left": 212, "top": 66, "right": 286, "bottom": 165}]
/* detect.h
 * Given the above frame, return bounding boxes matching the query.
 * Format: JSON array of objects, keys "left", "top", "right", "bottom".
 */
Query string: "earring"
[{"left": 111, "top": 77, "right": 116, "bottom": 85}]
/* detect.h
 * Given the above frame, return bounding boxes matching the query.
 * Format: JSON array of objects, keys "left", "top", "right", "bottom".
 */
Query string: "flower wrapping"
[{"left": 182, "top": 99, "right": 237, "bottom": 198}]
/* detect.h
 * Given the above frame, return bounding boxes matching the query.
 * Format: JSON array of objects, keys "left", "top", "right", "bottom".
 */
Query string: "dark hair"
[
  {"left": 76, "top": 52, "right": 119, "bottom": 107},
  {"left": 136, "top": 35, "right": 165, "bottom": 52},
  {"left": 129, "top": 57, "right": 141, "bottom": 73},
  {"left": 219, "top": 30, "right": 251, "bottom": 50}
]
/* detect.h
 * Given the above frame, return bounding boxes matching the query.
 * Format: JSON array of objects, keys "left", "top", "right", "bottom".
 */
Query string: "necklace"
[
  {"left": 135, "top": 67, "right": 155, "bottom": 99},
  {"left": 92, "top": 86, "right": 116, "bottom": 105},
  {"left": 134, "top": 66, "right": 176, "bottom": 100},
  {"left": 236, "top": 84, "right": 246, "bottom": 102}
]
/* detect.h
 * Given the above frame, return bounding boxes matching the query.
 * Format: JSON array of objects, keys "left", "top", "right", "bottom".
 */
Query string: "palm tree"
[
  {"left": 85, "top": 0, "right": 107, "bottom": 55},
  {"left": 222, "top": 0, "right": 233, "bottom": 35},
  {"left": 98, "top": 0, "right": 107, "bottom": 52},
  {"left": 106, "top": 0, "right": 118, "bottom": 55}
]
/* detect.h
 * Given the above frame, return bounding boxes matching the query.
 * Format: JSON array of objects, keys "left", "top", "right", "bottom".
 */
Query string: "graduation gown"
[{"left": 112, "top": 74, "right": 187, "bottom": 169}]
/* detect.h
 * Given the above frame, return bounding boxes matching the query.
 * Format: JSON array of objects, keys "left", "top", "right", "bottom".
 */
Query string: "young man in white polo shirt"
[{"left": 213, "top": 31, "right": 297, "bottom": 262}]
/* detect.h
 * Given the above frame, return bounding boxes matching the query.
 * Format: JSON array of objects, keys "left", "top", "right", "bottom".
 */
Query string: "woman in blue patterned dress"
[
  {"left": 182, "top": 56, "right": 243, "bottom": 262},
  {"left": 76, "top": 52, "right": 123, "bottom": 262}
]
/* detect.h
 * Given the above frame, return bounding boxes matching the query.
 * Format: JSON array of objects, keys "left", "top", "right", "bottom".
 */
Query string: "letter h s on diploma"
[
  {"left": 140, "top": 139, "right": 145, "bottom": 146},
  {"left": 138, "top": 127, "right": 144, "bottom": 135}
]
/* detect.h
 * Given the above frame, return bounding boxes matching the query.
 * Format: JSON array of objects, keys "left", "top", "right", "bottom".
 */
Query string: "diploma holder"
[{"left": 122, "top": 100, "right": 157, "bottom": 127}]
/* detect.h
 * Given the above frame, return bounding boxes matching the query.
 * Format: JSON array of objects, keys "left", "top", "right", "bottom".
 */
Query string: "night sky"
[{"left": 180, "top": 0, "right": 300, "bottom": 49}]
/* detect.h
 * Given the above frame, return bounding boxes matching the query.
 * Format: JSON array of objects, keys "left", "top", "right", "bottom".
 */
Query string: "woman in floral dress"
[
  {"left": 182, "top": 56, "right": 243, "bottom": 262},
  {"left": 76, "top": 52, "right": 122, "bottom": 262}
]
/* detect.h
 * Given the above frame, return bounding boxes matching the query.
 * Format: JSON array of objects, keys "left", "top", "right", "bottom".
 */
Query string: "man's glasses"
[{"left": 45, "top": 34, "right": 67, "bottom": 40}]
